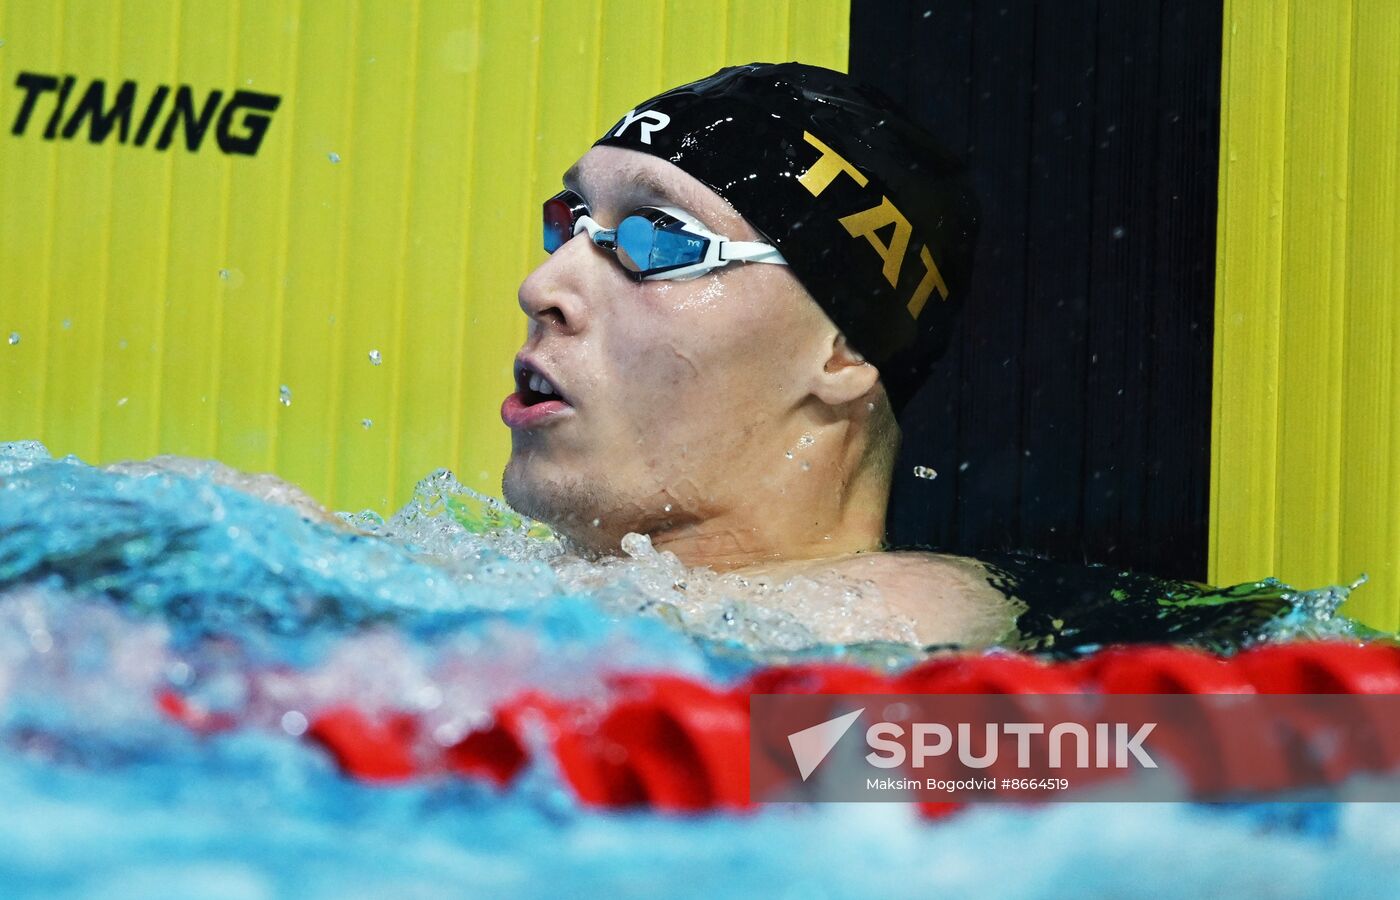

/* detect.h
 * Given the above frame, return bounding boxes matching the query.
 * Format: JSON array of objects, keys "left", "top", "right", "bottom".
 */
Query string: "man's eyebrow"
[
  {"left": 622, "top": 169, "right": 688, "bottom": 208},
  {"left": 560, "top": 164, "right": 693, "bottom": 211}
]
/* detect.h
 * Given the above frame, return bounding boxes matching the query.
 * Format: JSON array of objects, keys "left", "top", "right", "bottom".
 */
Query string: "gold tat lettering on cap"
[
  {"left": 837, "top": 197, "right": 912, "bottom": 289},
  {"left": 797, "top": 131, "right": 869, "bottom": 196},
  {"left": 797, "top": 131, "right": 951, "bottom": 321},
  {"left": 907, "top": 245, "right": 950, "bottom": 319}
]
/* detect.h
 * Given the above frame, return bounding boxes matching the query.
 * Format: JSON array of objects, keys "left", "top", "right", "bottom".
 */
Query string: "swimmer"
[{"left": 501, "top": 63, "right": 1020, "bottom": 646}]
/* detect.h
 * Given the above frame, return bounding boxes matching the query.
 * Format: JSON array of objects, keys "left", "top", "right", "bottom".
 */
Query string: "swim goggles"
[{"left": 542, "top": 189, "right": 787, "bottom": 281}]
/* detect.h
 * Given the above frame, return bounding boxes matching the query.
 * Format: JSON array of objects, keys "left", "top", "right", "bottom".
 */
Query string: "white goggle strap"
[
  {"left": 717, "top": 240, "right": 786, "bottom": 265},
  {"left": 651, "top": 205, "right": 788, "bottom": 268}
]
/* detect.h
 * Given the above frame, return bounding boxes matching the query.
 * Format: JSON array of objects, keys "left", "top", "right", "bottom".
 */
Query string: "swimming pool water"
[{"left": 1, "top": 441, "right": 1396, "bottom": 898}]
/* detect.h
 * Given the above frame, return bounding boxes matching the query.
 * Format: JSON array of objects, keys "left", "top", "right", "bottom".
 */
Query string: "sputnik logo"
[{"left": 787, "top": 708, "right": 864, "bottom": 781}]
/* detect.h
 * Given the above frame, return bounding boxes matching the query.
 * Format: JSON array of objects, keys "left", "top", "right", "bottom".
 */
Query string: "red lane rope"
[{"left": 155, "top": 639, "right": 1400, "bottom": 815}]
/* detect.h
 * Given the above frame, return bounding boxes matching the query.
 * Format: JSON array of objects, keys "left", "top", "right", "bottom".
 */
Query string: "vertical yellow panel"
[
  {"left": 0, "top": 0, "right": 63, "bottom": 439},
  {"left": 100, "top": 0, "right": 180, "bottom": 461},
  {"left": 1272, "top": 1, "right": 1350, "bottom": 581},
  {"left": 272, "top": 0, "right": 357, "bottom": 503},
  {"left": 1214, "top": 0, "right": 1400, "bottom": 629},
  {"left": 0, "top": 0, "right": 850, "bottom": 514},
  {"left": 1211, "top": 0, "right": 1289, "bottom": 584},
  {"left": 216, "top": 0, "right": 295, "bottom": 471},
  {"left": 157, "top": 0, "right": 240, "bottom": 458},
  {"left": 454, "top": 0, "right": 545, "bottom": 497},
  {"left": 1341, "top": 1, "right": 1400, "bottom": 627},
  {"left": 327, "top": 0, "right": 421, "bottom": 506},
  {"left": 395, "top": 0, "right": 484, "bottom": 506},
  {"left": 726, "top": 0, "right": 790, "bottom": 64},
  {"left": 595, "top": 1, "right": 665, "bottom": 144},
  {"left": 789, "top": 0, "right": 849, "bottom": 67},
  {"left": 662, "top": 1, "right": 725, "bottom": 88},
  {"left": 39, "top": 0, "right": 123, "bottom": 463}
]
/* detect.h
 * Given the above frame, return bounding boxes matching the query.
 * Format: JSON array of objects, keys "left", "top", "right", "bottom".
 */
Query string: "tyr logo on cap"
[{"left": 613, "top": 108, "right": 671, "bottom": 145}]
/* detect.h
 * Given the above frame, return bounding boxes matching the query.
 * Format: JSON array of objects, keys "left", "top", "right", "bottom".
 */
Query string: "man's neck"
[{"left": 643, "top": 458, "right": 890, "bottom": 572}]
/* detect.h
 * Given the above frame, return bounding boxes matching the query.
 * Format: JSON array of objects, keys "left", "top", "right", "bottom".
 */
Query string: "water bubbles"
[
  {"left": 6, "top": 332, "right": 18, "bottom": 345},
  {"left": 368, "top": 349, "right": 382, "bottom": 366},
  {"left": 61, "top": 318, "right": 72, "bottom": 330},
  {"left": 361, "top": 418, "right": 373, "bottom": 429},
  {"left": 117, "top": 397, "right": 128, "bottom": 407},
  {"left": 217, "top": 267, "right": 246, "bottom": 288},
  {"left": 328, "top": 151, "right": 341, "bottom": 163},
  {"left": 279, "top": 385, "right": 293, "bottom": 406},
  {"left": 166, "top": 660, "right": 192, "bottom": 686},
  {"left": 280, "top": 710, "right": 308, "bottom": 736},
  {"left": 1111, "top": 226, "right": 1126, "bottom": 240},
  {"left": 958, "top": 461, "right": 970, "bottom": 472},
  {"left": 913, "top": 465, "right": 938, "bottom": 480},
  {"left": 29, "top": 627, "right": 53, "bottom": 653}
]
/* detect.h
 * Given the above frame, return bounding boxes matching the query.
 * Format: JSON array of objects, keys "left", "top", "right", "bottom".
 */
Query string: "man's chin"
[{"left": 501, "top": 457, "right": 605, "bottom": 536}]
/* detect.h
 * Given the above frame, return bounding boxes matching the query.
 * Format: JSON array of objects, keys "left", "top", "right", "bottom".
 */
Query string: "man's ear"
[{"left": 811, "top": 332, "right": 880, "bottom": 406}]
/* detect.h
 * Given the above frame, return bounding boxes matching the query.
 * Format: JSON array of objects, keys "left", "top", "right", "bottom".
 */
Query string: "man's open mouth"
[{"left": 515, "top": 360, "right": 570, "bottom": 407}]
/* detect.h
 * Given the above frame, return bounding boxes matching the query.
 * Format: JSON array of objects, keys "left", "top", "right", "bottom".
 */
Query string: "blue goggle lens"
[{"left": 615, "top": 214, "right": 710, "bottom": 274}]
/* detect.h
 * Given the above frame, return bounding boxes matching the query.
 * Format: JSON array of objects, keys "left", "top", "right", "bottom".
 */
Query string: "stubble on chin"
[{"left": 501, "top": 455, "right": 617, "bottom": 540}]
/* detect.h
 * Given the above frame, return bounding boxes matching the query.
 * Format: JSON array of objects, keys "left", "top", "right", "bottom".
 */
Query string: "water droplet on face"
[
  {"left": 361, "top": 418, "right": 373, "bottom": 429},
  {"left": 591, "top": 518, "right": 601, "bottom": 527},
  {"left": 913, "top": 465, "right": 938, "bottom": 480},
  {"left": 368, "top": 349, "right": 382, "bottom": 366},
  {"left": 800, "top": 461, "right": 811, "bottom": 472},
  {"left": 784, "top": 451, "right": 794, "bottom": 460},
  {"left": 328, "top": 151, "right": 341, "bottom": 164},
  {"left": 6, "top": 332, "right": 18, "bottom": 345},
  {"left": 279, "top": 385, "right": 293, "bottom": 406},
  {"left": 797, "top": 432, "right": 815, "bottom": 448},
  {"left": 663, "top": 503, "right": 672, "bottom": 512}
]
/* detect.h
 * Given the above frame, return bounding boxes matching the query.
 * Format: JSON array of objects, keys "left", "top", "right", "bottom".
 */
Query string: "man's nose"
[{"left": 517, "top": 234, "right": 594, "bottom": 335}]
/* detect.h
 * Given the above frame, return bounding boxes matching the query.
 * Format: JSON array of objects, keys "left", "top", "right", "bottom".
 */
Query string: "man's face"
[{"left": 501, "top": 145, "right": 833, "bottom": 547}]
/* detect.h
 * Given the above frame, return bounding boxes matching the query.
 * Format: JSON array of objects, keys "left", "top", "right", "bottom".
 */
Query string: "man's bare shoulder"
[{"left": 740, "top": 550, "right": 1024, "bottom": 647}]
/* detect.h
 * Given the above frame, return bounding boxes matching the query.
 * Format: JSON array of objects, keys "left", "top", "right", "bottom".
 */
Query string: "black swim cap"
[{"left": 594, "top": 62, "right": 977, "bottom": 413}]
